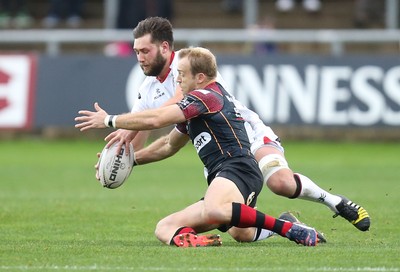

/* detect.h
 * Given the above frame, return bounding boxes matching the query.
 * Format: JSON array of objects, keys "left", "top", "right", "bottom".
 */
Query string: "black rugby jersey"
[{"left": 176, "top": 82, "right": 253, "bottom": 174}]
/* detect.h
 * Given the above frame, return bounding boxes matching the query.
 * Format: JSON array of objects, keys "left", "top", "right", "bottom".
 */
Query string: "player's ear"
[
  {"left": 196, "top": 73, "right": 206, "bottom": 84},
  {"left": 161, "top": 41, "right": 169, "bottom": 53}
]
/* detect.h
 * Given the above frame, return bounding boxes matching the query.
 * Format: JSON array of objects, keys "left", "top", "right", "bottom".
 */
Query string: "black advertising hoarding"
[
  {"left": 217, "top": 54, "right": 400, "bottom": 127},
  {"left": 1, "top": 54, "right": 399, "bottom": 129}
]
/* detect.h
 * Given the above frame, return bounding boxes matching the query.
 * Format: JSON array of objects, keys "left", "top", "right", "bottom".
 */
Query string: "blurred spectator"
[
  {"left": 105, "top": 0, "right": 174, "bottom": 57},
  {"left": 221, "top": 0, "right": 242, "bottom": 13},
  {"left": 104, "top": 41, "right": 133, "bottom": 57},
  {"left": 42, "top": 0, "right": 85, "bottom": 28},
  {"left": 353, "top": 0, "right": 384, "bottom": 28},
  {"left": 276, "top": 0, "right": 321, "bottom": 12},
  {"left": 116, "top": 0, "right": 173, "bottom": 29},
  {"left": 0, "top": 0, "right": 32, "bottom": 28},
  {"left": 249, "top": 16, "right": 278, "bottom": 55}
]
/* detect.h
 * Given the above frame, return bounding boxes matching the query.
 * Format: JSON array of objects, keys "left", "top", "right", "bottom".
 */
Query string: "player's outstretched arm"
[
  {"left": 75, "top": 103, "right": 186, "bottom": 131},
  {"left": 135, "top": 129, "right": 189, "bottom": 165}
]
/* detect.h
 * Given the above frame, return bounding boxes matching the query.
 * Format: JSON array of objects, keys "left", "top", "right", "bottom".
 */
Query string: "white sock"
[
  {"left": 294, "top": 173, "right": 342, "bottom": 213},
  {"left": 253, "top": 228, "right": 275, "bottom": 241}
]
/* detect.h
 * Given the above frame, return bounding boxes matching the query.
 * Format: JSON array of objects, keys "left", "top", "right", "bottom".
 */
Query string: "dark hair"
[{"left": 133, "top": 17, "right": 174, "bottom": 49}]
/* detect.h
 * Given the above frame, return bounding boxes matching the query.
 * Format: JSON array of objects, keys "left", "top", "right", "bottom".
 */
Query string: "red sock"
[{"left": 231, "top": 202, "right": 292, "bottom": 236}]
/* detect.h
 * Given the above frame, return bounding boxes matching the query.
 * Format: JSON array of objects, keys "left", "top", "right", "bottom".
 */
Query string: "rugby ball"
[{"left": 98, "top": 142, "right": 135, "bottom": 189}]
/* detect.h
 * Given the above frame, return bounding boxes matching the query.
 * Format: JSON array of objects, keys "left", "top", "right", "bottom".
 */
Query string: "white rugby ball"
[{"left": 98, "top": 142, "right": 135, "bottom": 189}]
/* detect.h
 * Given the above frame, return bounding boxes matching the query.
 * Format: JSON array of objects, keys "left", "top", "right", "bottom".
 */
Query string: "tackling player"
[
  {"left": 102, "top": 17, "right": 370, "bottom": 240},
  {"left": 76, "top": 47, "right": 324, "bottom": 247}
]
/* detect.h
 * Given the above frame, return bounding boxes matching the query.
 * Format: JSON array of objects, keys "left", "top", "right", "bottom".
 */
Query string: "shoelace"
[{"left": 333, "top": 203, "right": 358, "bottom": 220}]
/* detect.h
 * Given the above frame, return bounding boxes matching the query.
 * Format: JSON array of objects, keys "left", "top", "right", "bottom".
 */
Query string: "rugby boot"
[
  {"left": 279, "top": 212, "right": 326, "bottom": 243},
  {"left": 173, "top": 233, "right": 222, "bottom": 247},
  {"left": 333, "top": 196, "right": 370, "bottom": 231},
  {"left": 285, "top": 223, "right": 320, "bottom": 246}
]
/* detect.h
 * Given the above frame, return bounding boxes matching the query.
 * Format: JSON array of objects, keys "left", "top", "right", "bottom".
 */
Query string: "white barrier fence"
[{"left": 1, "top": 29, "right": 400, "bottom": 56}]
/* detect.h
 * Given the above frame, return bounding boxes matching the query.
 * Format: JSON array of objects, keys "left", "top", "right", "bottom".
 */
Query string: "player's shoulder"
[
  {"left": 139, "top": 75, "right": 158, "bottom": 90},
  {"left": 134, "top": 77, "right": 159, "bottom": 108},
  {"left": 189, "top": 89, "right": 217, "bottom": 100},
  {"left": 138, "top": 76, "right": 166, "bottom": 95},
  {"left": 172, "top": 50, "right": 180, "bottom": 65},
  {"left": 187, "top": 87, "right": 223, "bottom": 111}
]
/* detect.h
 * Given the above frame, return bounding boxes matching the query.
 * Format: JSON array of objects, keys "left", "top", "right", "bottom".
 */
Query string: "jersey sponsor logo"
[
  {"left": 193, "top": 132, "right": 212, "bottom": 153},
  {"left": 180, "top": 97, "right": 192, "bottom": 109},
  {"left": 153, "top": 88, "right": 165, "bottom": 100}
]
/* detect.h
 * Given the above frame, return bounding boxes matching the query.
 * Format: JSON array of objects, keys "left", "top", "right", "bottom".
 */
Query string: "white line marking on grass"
[{"left": 0, "top": 266, "right": 399, "bottom": 271}]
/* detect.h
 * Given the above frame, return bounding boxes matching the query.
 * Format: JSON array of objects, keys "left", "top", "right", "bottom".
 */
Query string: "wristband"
[
  {"left": 104, "top": 115, "right": 117, "bottom": 128},
  {"left": 111, "top": 115, "right": 117, "bottom": 128},
  {"left": 104, "top": 115, "right": 111, "bottom": 127}
]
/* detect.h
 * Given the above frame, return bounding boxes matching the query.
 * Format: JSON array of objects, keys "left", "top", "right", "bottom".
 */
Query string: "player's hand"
[
  {"left": 75, "top": 102, "right": 108, "bottom": 131},
  {"left": 95, "top": 152, "right": 101, "bottom": 180},
  {"left": 104, "top": 129, "right": 138, "bottom": 156}
]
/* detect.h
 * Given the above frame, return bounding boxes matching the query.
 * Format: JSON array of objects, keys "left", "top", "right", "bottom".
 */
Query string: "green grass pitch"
[{"left": 0, "top": 138, "right": 399, "bottom": 271}]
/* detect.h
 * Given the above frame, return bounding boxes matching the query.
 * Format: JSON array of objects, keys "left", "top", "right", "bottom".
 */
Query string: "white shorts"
[
  {"left": 247, "top": 124, "right": 289, "bottom": 184},
  {"left": 249, "top": 124, "right": 284, "bottom": 155}
]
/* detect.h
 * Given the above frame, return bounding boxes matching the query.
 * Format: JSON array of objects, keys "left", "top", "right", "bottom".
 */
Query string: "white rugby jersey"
[
  {"left": 130, "top": 51, "right": 280, "bottom": 150},
  {"left": 130, "top": 52, "right": 178, "bottom": 113}
]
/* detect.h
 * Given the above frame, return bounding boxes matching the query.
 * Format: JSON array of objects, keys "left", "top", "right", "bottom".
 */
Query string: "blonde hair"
[{"left": 178, "top": 47, "right": 217, "bottom": 80}]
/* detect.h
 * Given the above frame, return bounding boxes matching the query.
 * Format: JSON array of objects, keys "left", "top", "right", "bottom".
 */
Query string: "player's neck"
[
  {"left": 156, "top": 51, "right": 175, "bottom": 83},
  {"left": 198, "top": 80, "right": 217, "bottom": 89}
]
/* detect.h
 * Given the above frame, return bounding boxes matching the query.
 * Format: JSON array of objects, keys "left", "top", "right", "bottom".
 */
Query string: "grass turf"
[{"left": 0, "top": 139, "right": 399, "bottom": 271}]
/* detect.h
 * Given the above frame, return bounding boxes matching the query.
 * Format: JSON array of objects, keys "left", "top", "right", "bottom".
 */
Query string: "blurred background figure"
[
  {"left": 103, "top": 41, "right": 133, "bottom": 57},
  {"left": 104, "top": 0, "right": 174, "bottom": 57},
  {"left": 42, "top": 0, "right": 85, "bottom": 28},
  {"left": 353, "top": 0, "right": 384, "bottom": 28},
  {"left": 116, "top": 0, "right": 173, "bottom": 29},
  {"left": 0, "top": 0, "right": 32, "bottom": 28},
  {"left": 249, "top": 16, "right": 278, "bottom": 55},
  {"left": 276, "top": 0, "right": 321, "bottom": 12},
  {"left": 221, "top": 0, "right": 242, "bottom": 13}
]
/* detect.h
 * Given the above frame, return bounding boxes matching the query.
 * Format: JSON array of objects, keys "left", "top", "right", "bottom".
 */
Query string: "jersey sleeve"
[
  {"left": 175, "top": 122, "right": 188, "bottom": 134},
  {"left": 177, "top": 89, "right": 223, "bottom": 120}
]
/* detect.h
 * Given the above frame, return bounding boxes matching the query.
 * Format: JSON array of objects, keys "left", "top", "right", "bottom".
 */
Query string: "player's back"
[{"left": 184, "top": 82, "right": 253, "bottom": 173}]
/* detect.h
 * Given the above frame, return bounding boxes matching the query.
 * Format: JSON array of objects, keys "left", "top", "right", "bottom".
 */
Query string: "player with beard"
[
  {"left": 76, "top": 47, "right": 324, "bottom": 247},
  {"left": 97, "top": 17, "right": 370, "bottom": 242}
]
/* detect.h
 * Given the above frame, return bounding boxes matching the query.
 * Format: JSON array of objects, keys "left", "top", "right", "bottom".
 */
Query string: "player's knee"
[
  {"left": 154, "top": 220, "right": 165, "bottom": 241},
  {"left": 266, "top": 170, "right": 296, "bottom": 197},
  {"left": 228, "top": 228, "right": 254, "bottom": 242},
  {"left": 154, "top": 217, "right": 173, "bottom": 245},
  {"left": 258, "top": 154, "right": 290, "bottom": 186},
  {"left": 258, "top": 153, "right": 295, "bottom": 196}
]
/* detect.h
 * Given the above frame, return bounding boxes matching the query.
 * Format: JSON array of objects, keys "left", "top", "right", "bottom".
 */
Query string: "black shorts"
[
  {"left": 207, "top": 156, "right": 263, "bottom": 232},
  {"left": 211, "top": 156, "right": 263, "bottom": 206}
]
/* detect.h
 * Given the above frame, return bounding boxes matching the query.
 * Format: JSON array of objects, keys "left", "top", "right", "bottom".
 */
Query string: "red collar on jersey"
[{"left": 156, "top": 51, "right": 175, "bottom": 83}]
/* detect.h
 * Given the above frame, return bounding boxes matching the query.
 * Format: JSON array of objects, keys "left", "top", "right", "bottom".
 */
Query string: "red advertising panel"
[{"left": 0, "top": 55, "right": 36, "bottom": 129}]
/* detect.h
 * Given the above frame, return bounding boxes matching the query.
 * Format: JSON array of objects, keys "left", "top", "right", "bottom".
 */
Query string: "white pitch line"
[{"left": 0, "top": 266, "right": 399, "bottom": 271}]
